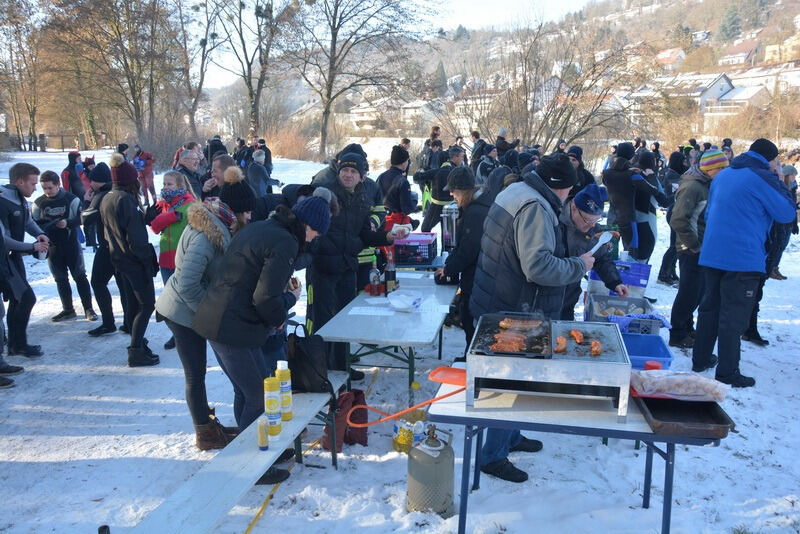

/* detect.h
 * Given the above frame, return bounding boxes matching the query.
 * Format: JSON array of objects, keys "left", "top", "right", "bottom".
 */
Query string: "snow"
[{"left": 1, "top": 149, "right": 799, "bottom": 533}]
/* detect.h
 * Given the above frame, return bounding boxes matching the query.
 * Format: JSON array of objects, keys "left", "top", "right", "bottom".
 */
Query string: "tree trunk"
[
  {"left": 188, "top": 108, "right": 199, "bottom": 139},
  {"left": 319, "top": 103, "right": 331, "bottom": 160},
  {"left": 249, "top": 91, "right": 260, "bottom": 134}
]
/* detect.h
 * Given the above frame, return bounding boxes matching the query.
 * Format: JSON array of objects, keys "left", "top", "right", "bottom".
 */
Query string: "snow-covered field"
[{"left": 1, "top": 149, "right": 799, "bottom": 534}]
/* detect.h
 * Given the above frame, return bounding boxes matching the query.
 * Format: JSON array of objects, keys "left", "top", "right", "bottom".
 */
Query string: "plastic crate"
[
  {"left": 622, "top": 333, "right": 673, "bottom": 370},
  {"left": 588, "top": 260, "right": 651, "bottom": 297},
  {"left": 394, "top": 232, "right": 438, "bottom": 265},
  {"left": 585, "top": 294, "right": 661, "bottom": 333}
]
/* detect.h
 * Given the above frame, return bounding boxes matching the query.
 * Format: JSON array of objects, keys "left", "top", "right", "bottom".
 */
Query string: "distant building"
[
  {"left": 656, "top": 48, "right": 686, "bottom": 72},
  {"left": 692, "top": 30, "right": 711, "bottom": 46},
  {"left": 727, "top": 61, "right": 800, "bottom": 94},
  {"left": 718, "top": 40, "right": 761, "bottom": 66},
  {"left": 764, "top": 34, "right": 800, "bottom": 64},
  {"left": 703, "top": 85, "right": 771, "bottom": 130}
]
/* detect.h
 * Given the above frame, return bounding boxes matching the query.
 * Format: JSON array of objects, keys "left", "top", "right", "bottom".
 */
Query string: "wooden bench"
[{"left": 130, "top": 371, "right": 347, "bottom": 533}]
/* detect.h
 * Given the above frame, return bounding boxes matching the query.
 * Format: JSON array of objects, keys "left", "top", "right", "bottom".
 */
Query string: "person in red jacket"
[{"left": 133, "top": 145, "right": 156, "bottom": 206}]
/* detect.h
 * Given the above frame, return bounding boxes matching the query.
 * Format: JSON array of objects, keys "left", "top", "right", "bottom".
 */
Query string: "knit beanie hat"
[
  {"left": 616, "top": 142, "right": 636, "bottom": 161},
  {"left": 89, "top": 162, "right": 112, "bottom": 184},
  {"left": 117, "top": 143, "right": 129, "bottom": 155},
  {"left": 749, "top": 138, "right": 779, "bottom": 162},
  {"left": 517, "top": 152, "right": 534, "bottom": 170},
  {"left": 483, "top": 144, "right": 497, "bottom": 157},
  {"left": 390, "top": 145, "right": 409, "bottom": 166},
  {"left": 699, "top": 149, "right": 729, "bottom": 174},
  {"left": 337, "top": 152, "right": 367, "bottom": 178},
  {"left": 567, "top": 145, "right": 583, "bottom": 162},
  {"left": 536, "top": 153, "right": 578, "bottom": 190},
  {"left": 503, "top": 149, "right": 519, "bottom": 169},
  {"left": 292, "top": 196, "right": 331, "bottom": 235},
  {"left": 444, "top": 166, "right": 477, "bottom": 191},
  {"left": 782, "top": 164, "right": 798, "bottom": 177},
  {"left": 203, "top": 197, "right": 236, "bottom": 229},
  {"left": 637, "top": 151, "right": 656, "bottom": 172},
  {"left": 574, "top": 184, "right": 608, "bottom": 216},
  {"left": 109, "top": 152, "right": 138, "bottom": 186},
  {"left": 219, "top": 166, "right": 256, "bottom": 213}
]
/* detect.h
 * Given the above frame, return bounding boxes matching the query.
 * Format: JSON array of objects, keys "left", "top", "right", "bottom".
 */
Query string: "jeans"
[
  {"left": 166, "top": 318, "right": 211, "bottom": 425},
  {"left": 209, "top": 341, "right": 269, "bottom": 430},
  {"left": 669, "top": 252, "right": 704, "bottom": 340},
  {"left": 692, "top": 268, "right": 761, "bottom": 379},
  {"left": 48, "top": 246, "right": 93, "bottom": 312},
  {"left": 118, "top": 267, "right": 155, "bottom": 348},
  {"left": 481, "top": 429, "right": 522, "bottom": 466},
  {"left": 262, "top": 328, "right": 287, "bottom": 377}
]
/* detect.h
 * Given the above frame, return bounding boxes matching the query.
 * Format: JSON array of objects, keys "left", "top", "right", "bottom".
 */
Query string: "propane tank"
[{"left": 406, "top": 424, "right": 454, "bottom": 518}]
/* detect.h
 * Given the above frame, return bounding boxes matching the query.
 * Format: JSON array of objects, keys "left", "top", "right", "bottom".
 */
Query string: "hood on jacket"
[
  {"left": 681, "top": 165, "right": 712, "bottom": 185},
  {"left": 668, "top": 151, "right": 685, "bottom": 173},
  {"left": 187, "top": 202, "right": 228, "bottom": 251},
  {"left": 730, "top": 150, "right": 770, "bottom": 171}
]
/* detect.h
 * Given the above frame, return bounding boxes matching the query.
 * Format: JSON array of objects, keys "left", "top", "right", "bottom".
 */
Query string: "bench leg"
[
  {"left": 643, "top": 442, "right": 654, "bottom": 509},
  {"left": 294, "top": 435, "right": 303, "bottom": 465}
]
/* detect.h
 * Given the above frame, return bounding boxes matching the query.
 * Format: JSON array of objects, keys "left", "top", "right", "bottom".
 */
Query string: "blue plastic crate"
[
  {"left": 622, "top": 333, "right": 674, "bottom": 370},
  {"left": 589, "top": 260, "right": 651, "bottom": 297}
]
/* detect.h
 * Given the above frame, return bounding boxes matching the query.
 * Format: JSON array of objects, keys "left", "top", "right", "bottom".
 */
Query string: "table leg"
[
  {"left": 345, "top": 345, "right": 352, "bottom": 391},
  {"left": 438, "top": 327, "right": 443, "bottom": 360},
  {"left": 661, "top": 443, "right": 675, "bottom": 534},
  {"left": 408, "top": 347, "right": 415, "bottom": 385},
  {"left": 472, "top": 428, "right": 483, "bottom": 491},
  {"left": 294, "top": 435, "right": 303, "bottom": 464},
  {"left": 458, "top": 425, "right": 474, "bottom": 534},
  {"left": 643, "top": 442, "right": 654, "bottom": 509}
]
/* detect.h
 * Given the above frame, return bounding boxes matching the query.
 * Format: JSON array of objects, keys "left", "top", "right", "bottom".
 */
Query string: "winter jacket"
[
  {"left": 559, "top": 200, "right": 621, "bottom": 291},
  {"left": 486, "top": 164, "right": 513, "bottom": 201},
  {"left": 476, "top": 156, "right": 500, "bottom": 185},
  {"left": 470, "top": 171, "right": 586, "bottom": 320},
  {"left": 414, "top": 161, "right": 454, "bottom": 205},
  {"left": 495, "top": 136, "right": 520, "bottom": 159},
  {"left": 700, "top": 151, "right": 797, "bottom": 273},
  {"left": 633, "top": 171, "right": 669, "bottom": 217},
  {"left": 659, "top": 168, "right": 683, "bottom": 207},
  {"left": 377, "top": 166, "right": 414, "bottom": 215},
  {"left": 100, "top": 186, "right": 156, "bottom": 274},
  {"left": 148, "top": 191, "right": 196, "bottom": 270},
  {"left": 176, "top": 164, "right": 203, "bottom": 199},
  {"left": 443, "top": 189, "right": 492, "bottom": 296},
  {"left": 470, "top": 139, "right": 487, "bottom": 172},
  {"left": 311, "top": 162, "right": 338, "bottom": 188},
  {"left": 670, "top": 167, "right": 711, "bottom": 253},
  {"left": 0, "top": 185, "right": 45, "bottom": 300},
  {"left": 193, "top": 207, "right": 304, "bottom": 347},
  {"left": 32, "top": 190, "right": 82, "bottom": 251},
  {"left": 134, "top": 151, "right": 155, "bottom": 177},
  {"left": 602, "top": 159, "right": 638, "bottom": 248},
  {"left": 307, "top": 179, "right": 391, "bottom": 275},
  {"left": 61, "top": 158, "right": 89, "bottom": 200},
  {"left": 81, "top": 184, "right": 112, "bottom": 249},
  {"left": 155, "top": 202, "right": 232, "bottom": 329},
  {"left": 245, "top": 161, "right": 279, "bottom": 198},
  {"left": 363, "top": 177, "right": 383, "bottom": 207},
  {"left": 568, "top": 166, "right": 596, "bottom": 201}
]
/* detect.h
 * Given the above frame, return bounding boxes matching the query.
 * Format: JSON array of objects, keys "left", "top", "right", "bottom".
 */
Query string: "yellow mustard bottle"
[
  {"left": 263, "top": 376, "right": 281, "bottom": 436},
  {"left": 257, "top": 415, "right": 269, "bottom": 451},
  {"left": 276, "top": 360, "right": 293, "bottom": 422}
]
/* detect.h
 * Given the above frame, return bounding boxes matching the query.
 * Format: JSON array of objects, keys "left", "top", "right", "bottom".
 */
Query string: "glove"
[{"left": 144, "top": 204, "right": 161, "bottom": 224}]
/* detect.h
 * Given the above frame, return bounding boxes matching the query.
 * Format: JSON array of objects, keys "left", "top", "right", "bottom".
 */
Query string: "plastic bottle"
[
  {"left": 276, "top": 361, "right": 293, "bottom": 421},
  {"left": 257, "top": 414, "right": 269, "bottom": 451},
  {"left": 263, "top": 376, "right": 281, "bottom": 436}
]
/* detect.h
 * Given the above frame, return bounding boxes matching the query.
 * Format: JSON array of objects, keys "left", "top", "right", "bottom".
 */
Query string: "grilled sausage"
[{"left": 554, "top": 336, "right": 567, "bottom": 353}]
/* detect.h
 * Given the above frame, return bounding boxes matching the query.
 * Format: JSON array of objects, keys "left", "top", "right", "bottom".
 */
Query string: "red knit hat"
[{"left": 109, "top": 152, "right": 138, "bottom": 186}]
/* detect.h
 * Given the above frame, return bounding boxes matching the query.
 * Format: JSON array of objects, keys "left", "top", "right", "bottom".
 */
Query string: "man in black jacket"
[
  {"left": 495, "top": 128, "right": 520, "bottom": 159},
  {"left": 566, "top": 145, "right": 596, "bottom": 201},
  {"left": 469, "top": 131, "right": 486, "bottom": 173},
  {"left": 305, "top": 152, "right": 408, "bottom": 378},
  {"left": 434, "top": 167, "right": 492, "bottom": 351},
  {"left": 32, "top": 171, "right": 96, "bottom": 322},
  {"left": 0, "top": 163, "right": 50, "bottom": 358},
  {"left": 417, "top": 146, "right": 464, "bottom": 232},
  {"left": 377, "top": 145, "right": 415, "bottom": 219}
]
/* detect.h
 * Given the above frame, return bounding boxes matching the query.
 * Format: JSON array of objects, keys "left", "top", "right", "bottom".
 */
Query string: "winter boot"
[
  {"left": 8, "top": 344, "right": 42, "bottom": 358},
  {"left": 208, "top": 407, "right": 240, "bottom": 438},
  {"left": 142, "top": 338, "right": 160, "bottom": 360},
  {"left": 195, "top": 421, "right": 231, "bottom": 451},
  {"left": 510, "top": 436, "right": 543, "bottom": 453},
  {"left": 88, "top": 324, "right": 117, "bottom": 337},
  {"left": 127, "top": 346, "right": 159, "bottom": 367},
  {"left": 52, "top": 309, "right": 77, "bottom": 322},
  {"left": 742, "top": 329, "right": 769, "bottom": 347},
  {"left": 85, "top": 309, "right": 98, "bottom": 321}
]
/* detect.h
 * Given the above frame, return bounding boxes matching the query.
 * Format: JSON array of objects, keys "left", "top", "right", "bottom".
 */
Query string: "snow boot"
[
  {"left": 127, "top": 346, "right": 159, "bottom": 367},
  {"left": 510, "top": 436, "right": 543, "bottom": 453},
  {"left": 142, "top": 338, "right": 160, "bottom": 360},
  {"left": 716, "top": 371, "right": 755, "bottom": 388},
  {"left": 208, "top": 407, "right": 240, "bottom": 438},
  {"left": 195, "top": 420, "right": 231, "bottom": 451},
  {"left": 669, "top": 335, "right": 694, "bottom": 349}
]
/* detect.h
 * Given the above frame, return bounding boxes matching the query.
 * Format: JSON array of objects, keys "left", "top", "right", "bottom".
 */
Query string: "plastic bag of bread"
[{"left": 630, "top": 370, "right": 730, "bottom": 402}]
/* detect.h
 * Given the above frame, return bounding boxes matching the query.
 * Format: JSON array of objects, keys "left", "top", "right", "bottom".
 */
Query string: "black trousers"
[
  {"left": 48, "top": 246, "right": 93, "bottom": 313},
  {"left": 91, "top": 246, "right": 119, "bottom": 327},
  {"left": 692, "top": 268, "right": 761, "bottom": 379},
  {"left": 165, "top": 318, "right": 210, "bottom": 425},
  {"left": 421, "top": 202, "right": 444, "bottom": 233},
  {"left": 669, "top": 252, "right": 704, "bottom": 340},
  {"left": 460, "top": 290, "right": 475, "bottom": 353},
  {"left": 7, "top": 287, "right": 36, "bottom": 350},
  {"left": 658, "top": 206, "right": 678, "bottom": 278},
  {"left": 560, "top": 282, "right": 583, "bottom": 321},
  {"left": 306, "top": 265, "right": 357, "bottom": 371},
  {"left": 117, "top": 267, "right": 155, "bottom": 348}
]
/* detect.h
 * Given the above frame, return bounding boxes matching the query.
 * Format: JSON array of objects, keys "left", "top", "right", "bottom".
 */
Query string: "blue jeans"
[
  {"left": 481, "top": 429, "right": 522, "bottom": 466},
  {"left": 261, "top": 327, "right": 287, "bottom": 377},
  {"left": 209, "top": 341, "right": 269, "bottom": 430}
]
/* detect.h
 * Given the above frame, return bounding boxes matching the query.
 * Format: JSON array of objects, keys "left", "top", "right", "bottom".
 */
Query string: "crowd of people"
[{"left": 0, "top": 127, "right": 797, "bottom": 487}]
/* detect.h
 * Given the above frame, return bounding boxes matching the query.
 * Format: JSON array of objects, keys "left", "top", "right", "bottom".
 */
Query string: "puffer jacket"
[
  {"left": 670, "top": 167, "right": 712, "bottom": 253},
  {"left": 148, "top": 191, "right": 196, "bottom": 269},
  {"left": 155, "top": 202, "right": 232, "bottom": 328},
  {"left": 470, "top": 171, "right": 586, "bottom": 320},
  {"left": 193, "top": 206, "right": 305, "bottom": 347}
]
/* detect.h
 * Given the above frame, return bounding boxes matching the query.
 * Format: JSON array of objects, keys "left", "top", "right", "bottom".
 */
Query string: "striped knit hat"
[
  {"left": 203, "top": 197, "right": 236, "bottom": 228},
  {"left": 699, "top": 149, "right": 729, "bottom": 173}
]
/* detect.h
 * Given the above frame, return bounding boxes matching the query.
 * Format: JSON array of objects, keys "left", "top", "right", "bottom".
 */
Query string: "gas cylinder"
[{"left": 406, "top": 424, "right": 454, "bottom": 518}]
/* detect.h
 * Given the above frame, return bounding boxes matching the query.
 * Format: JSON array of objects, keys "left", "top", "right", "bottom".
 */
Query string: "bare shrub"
[{"left": 270, "top": 124, "right": 315, "bottom": 161}]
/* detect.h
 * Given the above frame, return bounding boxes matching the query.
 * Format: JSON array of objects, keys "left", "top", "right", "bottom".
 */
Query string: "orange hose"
[{"left": 346, "top": 386, "right": 465, "bottom": 428}]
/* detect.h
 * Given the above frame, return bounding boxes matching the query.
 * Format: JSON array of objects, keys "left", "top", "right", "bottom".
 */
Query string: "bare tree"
[
  {"left": 285, "top": 0, "right": 423, "bottom": 158},
  {"left": 213, "top": 0, "right": 297, "bottom": 134}
]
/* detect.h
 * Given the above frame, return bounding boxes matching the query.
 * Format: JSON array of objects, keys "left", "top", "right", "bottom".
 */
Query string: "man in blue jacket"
[{"left": 692, "top": 139, "right": 796, "bottom": 387}]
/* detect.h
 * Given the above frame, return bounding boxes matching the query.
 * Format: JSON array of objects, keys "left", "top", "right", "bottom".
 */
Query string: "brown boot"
[
  {"left": 195, "top": 421, "right": 231, "bottom": 451},
  {"left": 208, "top": 406, "right": 240, "bottom": 438}
]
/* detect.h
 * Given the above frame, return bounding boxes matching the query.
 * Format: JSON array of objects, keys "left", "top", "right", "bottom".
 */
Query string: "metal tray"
[
  {"left": 634, "top": 397, "right": 735, "bottom": 438},
  {"left": 468, "top": 312, "right": 551, "bottom": 358},
  {"left": 550, "top": 321, "right": 627, "bottom": 364}
]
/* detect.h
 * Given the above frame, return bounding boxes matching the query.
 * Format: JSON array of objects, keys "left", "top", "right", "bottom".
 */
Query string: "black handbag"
[{"left": 286, "top": 321, "right": 334, "bottom": 394}]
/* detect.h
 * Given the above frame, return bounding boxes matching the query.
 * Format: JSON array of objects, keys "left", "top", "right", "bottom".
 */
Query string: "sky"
[{"left": 204, "top": 0, "right": 593, "bottom": 89}]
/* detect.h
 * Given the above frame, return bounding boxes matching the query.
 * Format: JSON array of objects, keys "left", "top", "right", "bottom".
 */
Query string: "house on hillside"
[
  {"left": 692, "top": 30, "right": 711, "bottom": 46},
  {"left": 764, "top": 34, "right": 800, "bottom": 64},
  {"left": 348, "top": 97, "right": 400, "bottom": 131},
  {"left": 727, "top": 61, "right": 800, "bottom": 94},
  {"left": 718, "top": 40, "right": 761, "bottom": 66},
  {"left": 703, "top": 85, "right": 771, "bottom": 130},
  {"left": 400, "top": 100, "right": 444, "bottom": 127},
  {"left": 656, "top": 48, "right": 686, "bottom": 72}
]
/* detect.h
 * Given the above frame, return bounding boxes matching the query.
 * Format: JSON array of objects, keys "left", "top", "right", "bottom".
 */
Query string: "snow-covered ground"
[{"left": 1, "top": 150, "right": 799, "bottom": 534}]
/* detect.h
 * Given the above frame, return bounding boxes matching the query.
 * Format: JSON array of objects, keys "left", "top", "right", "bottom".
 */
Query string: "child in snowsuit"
[{"left": 32, "top": 171, "right": 97, "bottom": 322}]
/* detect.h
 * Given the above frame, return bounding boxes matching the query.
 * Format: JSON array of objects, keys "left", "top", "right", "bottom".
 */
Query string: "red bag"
[{"left": 322, "top": 389, "right": 368, "bottom": 452}]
